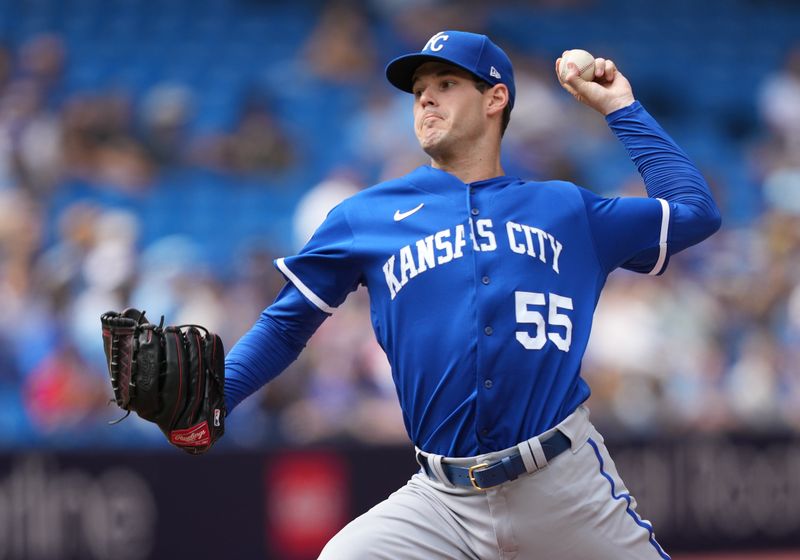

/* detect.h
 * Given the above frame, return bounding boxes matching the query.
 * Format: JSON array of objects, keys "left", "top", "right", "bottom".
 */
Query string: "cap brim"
[{"left": 385, "top": 53, "right": 476, "bottom": 93}]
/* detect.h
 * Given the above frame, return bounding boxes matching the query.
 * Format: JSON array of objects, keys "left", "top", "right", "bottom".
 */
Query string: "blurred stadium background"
[{"left": 0, "top": 0, "right": 799, "bottom": 558}]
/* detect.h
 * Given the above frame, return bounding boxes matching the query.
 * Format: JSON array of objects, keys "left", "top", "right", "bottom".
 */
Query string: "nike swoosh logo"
[{"left": 393, "top": 203, "right": 424, "bottom": 221}]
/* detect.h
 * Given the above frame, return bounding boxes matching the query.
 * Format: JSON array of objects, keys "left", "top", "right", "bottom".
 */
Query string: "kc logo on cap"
[
  {"left": 424, "top": 32, "right": 449, "bottom": 53},
  {"left": 385, "top": 30, "right": 516, "bottom": 109}
]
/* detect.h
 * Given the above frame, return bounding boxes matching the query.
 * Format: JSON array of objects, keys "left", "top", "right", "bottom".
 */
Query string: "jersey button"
[
  {"left": 484, "top": 379, "right": 493, "bottom": 389},
  {"left": 481, "top": 428, "right": 489, "bottom": 435},
  {"left": 471, "top": 208, "right": 479, "bottom": 216},
  {"left": 481, "top": 276, "right": 490, "bottom": 285},
  {"left": 484, "top": 326, "right": 493, "bottom": 335}
]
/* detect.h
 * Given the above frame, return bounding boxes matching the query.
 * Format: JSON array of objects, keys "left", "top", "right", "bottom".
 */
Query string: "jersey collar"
[{"left": 406, "top": 165, "right": 519, "bottom": 198}]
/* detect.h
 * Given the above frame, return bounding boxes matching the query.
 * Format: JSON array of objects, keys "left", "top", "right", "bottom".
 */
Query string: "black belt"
[{"left": 417, "top": 431, "right": 571, "bottom": 491}]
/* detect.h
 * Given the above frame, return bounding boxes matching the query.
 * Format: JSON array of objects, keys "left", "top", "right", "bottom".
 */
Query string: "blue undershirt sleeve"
[
  {"left": 223, "top": 282, "right": 329, "bottom": 414},
  {"left": 610, "top": 101, "right": 723, "bottom": 268},
  {"left": 583, "top": 101, "right": 722, "bottom": 274}
]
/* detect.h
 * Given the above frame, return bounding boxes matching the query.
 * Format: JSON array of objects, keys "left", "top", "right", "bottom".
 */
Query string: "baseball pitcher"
[{"left": 210, "top": 31, "right": 720, "bottom": 558}]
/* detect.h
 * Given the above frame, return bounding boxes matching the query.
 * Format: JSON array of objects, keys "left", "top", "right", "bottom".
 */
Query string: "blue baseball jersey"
[
  {"left": 225, "top": 101, "right": 721, "bottom": 457},
  {"left": 276, "top": 166, "right": 666, "bottom": 457}
]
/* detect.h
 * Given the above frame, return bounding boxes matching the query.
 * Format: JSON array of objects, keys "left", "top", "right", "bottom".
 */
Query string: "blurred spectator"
[
  {"left": 586, "top": 276, "right": 669, "bottom": 433},
  {"left": 23, "top": 343, "right": 108, "bottom": 434},
  {"left": 139, "top": 83, "right": 195, "bottom": 167},
  {"left": 129, "top": 235, "right": 206, "bottom": 325},
  {"left": 0, "top": 189, "right": 42, "bottom": 297},
  {"left": 502, "top": 52, "right": 576, "bottom": 180},
  {"left": 34, "top": 202, "right": 101, "bottom": 316},
  {"left": 758, "top": 44, "right": 800, "bottom": 169},
  {"left": 189, "top": 89, "right": 295, "bottom": 176},
  {"left": 724, "top": 328, "right": 782, "bottom": 430},
  {"left": 18, "top": 33, "right": 65, "bottom": 99},
  {"left": 223, "top": 244, "right": 286, "bottom": 343},
  {"left": 342, "top": 88, "right": 425, "bottom": 181},
  {"left": 68, "top": 209, "right": 140, "bottom": 365},
  {"left": 293, "top": 170, "right": 361, "bottom": 250},
  {"left": 756, "top": 44, "right": 800, "bottom": 221},
  {"left": 0, "top": 189, "right": 58, "bottom": 405},
  {"left": 0, "top": 35, "right": 66, "bottom": 195},
  {"left": 0, "top": 42, "right": 12, "bottom": 94},
  {"left": 61, "top": 92, "right": 155, "bottom": 189},
  {"left": 303, "top": 2, "right": 377, "bottom": 85},
  {"left": 224, "top": 96, "right": 295, "bottom": 174},
  {"left": 385, "top": 2, "right": 487, "bottom": 48},
  {"left": 0, "top": 78, "right": 62, "bottom": 194}
]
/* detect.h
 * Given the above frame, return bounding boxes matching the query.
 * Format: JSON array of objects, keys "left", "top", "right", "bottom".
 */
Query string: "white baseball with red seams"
[{"left": 559, "top": 48, "right": 596, "bottom": 81}]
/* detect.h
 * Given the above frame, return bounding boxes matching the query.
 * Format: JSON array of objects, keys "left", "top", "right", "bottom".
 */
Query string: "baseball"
[{"left": 559, "top": 49, "right": 596, "bottom": 82}]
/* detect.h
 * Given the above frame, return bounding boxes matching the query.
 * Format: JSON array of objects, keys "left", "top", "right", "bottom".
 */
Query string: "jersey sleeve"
[
  {"left": 275, "top": 202, "right": 363, "bottom": 314},
  {"left": 580, "top": 189, "right": 670, "bottom": 275}
]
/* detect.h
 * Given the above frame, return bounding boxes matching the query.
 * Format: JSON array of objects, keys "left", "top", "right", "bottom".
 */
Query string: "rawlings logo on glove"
[
  {"left": 170, "top": 422, "right": 212, "bottom": 447},
  {"left": 100, "top": 308, "right": 226, "bottom": 454}
]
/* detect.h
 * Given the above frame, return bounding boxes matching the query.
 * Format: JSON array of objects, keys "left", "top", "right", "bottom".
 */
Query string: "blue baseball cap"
[{"left": 386, "top": 30, "right": 515, "bottom": 109}]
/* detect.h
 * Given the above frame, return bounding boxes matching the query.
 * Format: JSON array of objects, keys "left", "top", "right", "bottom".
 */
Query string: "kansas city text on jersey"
[{"left": 383, "top": 218, "right": 564, "bottom": 300}]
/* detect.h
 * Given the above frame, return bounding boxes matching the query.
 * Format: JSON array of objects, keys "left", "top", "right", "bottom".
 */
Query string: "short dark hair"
[{"left": 474, "top": 79, "right": 512, "bottom": 137}]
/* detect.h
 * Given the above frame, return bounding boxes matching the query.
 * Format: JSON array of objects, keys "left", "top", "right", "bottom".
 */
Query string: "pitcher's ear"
[{"left": 487, "top": 83, "right": 510, "bottom": 116}]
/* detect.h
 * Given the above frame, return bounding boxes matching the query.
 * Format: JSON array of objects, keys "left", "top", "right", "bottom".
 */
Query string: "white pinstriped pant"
[{"left": 318, "top": 406, "right": 669, "bottom": 560}]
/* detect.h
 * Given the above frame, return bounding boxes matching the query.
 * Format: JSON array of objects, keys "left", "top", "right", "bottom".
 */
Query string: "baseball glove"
[{"left": 100, "top": 308, "right": 226, "bottom": 454}]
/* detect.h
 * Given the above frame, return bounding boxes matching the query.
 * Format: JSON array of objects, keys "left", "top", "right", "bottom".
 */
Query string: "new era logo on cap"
[{"left": 385, "top": 30, "right": 516, "bottom": 109}]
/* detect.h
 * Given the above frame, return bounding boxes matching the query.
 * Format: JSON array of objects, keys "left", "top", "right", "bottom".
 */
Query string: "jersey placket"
[{"left": 466, "top": 181, "right": 498, "bottom": 452}]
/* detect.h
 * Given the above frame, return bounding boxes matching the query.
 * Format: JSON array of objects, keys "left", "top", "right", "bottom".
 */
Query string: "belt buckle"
[{"left": 468, "top": 462, "right": 490, "bottom": 491}]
